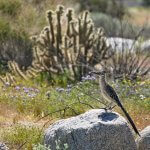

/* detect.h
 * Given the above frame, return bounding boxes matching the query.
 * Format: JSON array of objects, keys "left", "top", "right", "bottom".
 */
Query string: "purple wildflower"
[
  {"left": 24, "top": 88, "right": 29, "bottom": 93},
  {"left": 29, "top": 87, "right": 34, "bottom": 91},
  {"left": 5, "top": 82, "right": 10, "bottom": 86},
  {"left": 27, "top": 93, "right": 36, "bottom": 98},
  {"left": 23, "top": 87, "right": 27, "bottom": 90},
  {"left": 15, "top": 86, "right": 20, "bottom": 90}
]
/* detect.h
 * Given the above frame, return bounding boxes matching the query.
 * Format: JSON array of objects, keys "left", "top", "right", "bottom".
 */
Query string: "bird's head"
[{"left": 89, "top": 70, "right": 106, "bottom": 76}]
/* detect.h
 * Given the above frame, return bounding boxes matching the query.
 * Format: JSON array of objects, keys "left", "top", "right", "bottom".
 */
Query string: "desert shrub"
[
  {"left": 103, "top": 41, "right": 150, "bottom": 80},
  {"left": 0, "top": 60, "right": 8, "bottom": 75},
  {"left": 26, "top": 0, "right": 46, "bottom": 5},
  {"left": 0, "top": 18, "right": 11, "bottom": 40},
  {"left": 91, "top": 12, "right": 140, "bottom": 39},
  {"left": 91, "top": 12, "right": 150, "bottom": 79},
  {"left": 77, "top": 0, "right": 126, "bottom": 19},
  {"left": 0, "top": 0, "right": 21, "bottom": 17},
  {"left": 0, "top": 18, "right": 33, "bottom": 69}
]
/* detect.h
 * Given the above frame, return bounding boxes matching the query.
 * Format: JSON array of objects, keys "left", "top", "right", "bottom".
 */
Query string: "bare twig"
[
  {"left": 73, "top": 86, "right": 106, "bottom": 106},
  {"left": 35, "top": 101, "right": 79, "bottom": 122}
]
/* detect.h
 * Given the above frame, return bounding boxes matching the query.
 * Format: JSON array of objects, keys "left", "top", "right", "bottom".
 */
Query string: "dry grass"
[
  {"left": 127, "top": 7, "right": 150, "bottom": 26},
  {"left": 0, "top": 0, "right": 70, "bottom": 35},
  {"left": 0, "top": 103, "right": 54, "bottom": 143},
  {"left": 116, "top": 104, "right": 150, "bottom": 131}
]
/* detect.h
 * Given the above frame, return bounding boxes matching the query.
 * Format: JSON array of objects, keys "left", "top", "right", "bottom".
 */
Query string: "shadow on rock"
[{"left": 98, "top": 112, "right": 119, "bottom": 122}]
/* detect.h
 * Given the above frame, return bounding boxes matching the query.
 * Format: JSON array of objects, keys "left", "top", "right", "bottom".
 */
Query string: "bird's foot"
[
  {"left": 108, "top": 105, "right": 116, "bottom": 110},
  {"left": 100, "top": 107, "right": 109, "bottom": 112}
]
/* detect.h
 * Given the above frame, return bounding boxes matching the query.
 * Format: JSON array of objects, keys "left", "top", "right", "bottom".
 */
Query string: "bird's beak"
[
  {"left": 89, "top": 71, "right": 106, "bottom": 76},
  {"left": 89, "top": 71, "right": 100, "bottom": 75}
]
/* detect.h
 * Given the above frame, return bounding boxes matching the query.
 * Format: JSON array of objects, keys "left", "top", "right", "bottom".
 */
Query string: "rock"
[
  {"left": 106, "top": 37, "right": 139, "bottom": 52},
  {"left": 107, "top": 37, "right": 150, "bottom": 53},
  {"left": 44, "top": 109, "right": 137, "bottom": 150},
  {"left": 140, "top": 40, "right": 150, "bottom": 52},
  {"left": 0, "top": 142, "right": 9, "bottom": 150},
  {"left": 136, "top": 126, "right": 150, "bottom": 150}
]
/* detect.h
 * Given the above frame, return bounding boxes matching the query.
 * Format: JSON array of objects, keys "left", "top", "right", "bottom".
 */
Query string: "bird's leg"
[
  {"left": 103, "top": 102, "right": 116, "bottom": 111},
  {"left": 106, "top": 102, "right": 113, "bottom": 110},
  {"left": 101, "top": 102, "right": 113, "bottom": 111},
  {"left": 99, "top": 100, "right": 109, "bottom": 110},
  {"left": 108, "top": 104, "right": 116, "bottom": 110}
]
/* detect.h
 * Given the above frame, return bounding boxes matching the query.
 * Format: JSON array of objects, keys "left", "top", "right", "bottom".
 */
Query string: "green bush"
[
  {"left": 77, "top": 0, "right": 126, "bottom": 19},
  {"left": 91, "top": 12, "right": 139, "bottom": 38},
  {"left": 142, "top": 0, "right": 150, "bottom": 6},
  {"left": 2, "top": 125, "right": 43, "bottom": 149},
  {"left": 0, "top": 18, "right": 11, "bottom": 40},
  {"left": 0, "top": 0, "right": 21, "bottom": 16},
  {"left": 0, "top": 18, "right": 33, "bottom": 69}
]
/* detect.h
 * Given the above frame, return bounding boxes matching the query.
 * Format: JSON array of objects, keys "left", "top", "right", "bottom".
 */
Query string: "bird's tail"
[{"left": 119, "top": 103, "right": 140, "bottom": 136}]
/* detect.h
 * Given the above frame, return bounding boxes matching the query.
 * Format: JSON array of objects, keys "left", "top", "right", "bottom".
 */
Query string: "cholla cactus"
[{"left": 31, "top": 5, "right": 112, "bottom": 80}]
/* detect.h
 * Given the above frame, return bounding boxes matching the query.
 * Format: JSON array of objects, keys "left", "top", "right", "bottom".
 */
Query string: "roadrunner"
[{"left": 90, "top": 70, "right": 140, "bottom": 136}]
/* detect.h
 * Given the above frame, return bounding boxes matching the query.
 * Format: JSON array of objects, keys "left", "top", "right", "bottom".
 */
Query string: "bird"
[{"left": 90, "top": 70, "right": 140, "bottom": 136}]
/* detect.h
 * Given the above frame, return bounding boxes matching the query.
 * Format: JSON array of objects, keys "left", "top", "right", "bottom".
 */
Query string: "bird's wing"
[{"left": 105, "top": 84, "right": 121, "bottom": 106}]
